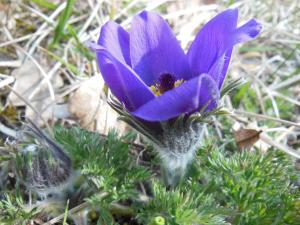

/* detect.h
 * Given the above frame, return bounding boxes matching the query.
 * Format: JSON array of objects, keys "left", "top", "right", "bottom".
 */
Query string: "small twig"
[
  {"left": 269, "top": 43, "right": 300, "bottom": 84},
  {"left": 83, "top": 91, "right": 103, "bottom": 130},
  {"left": 0, "top": 122, "right": 17, "bottom": 138},
  {"left": 233, "top": 110, "right": 300, "bottom": 128},
  {"left": 13, "top": 45, "right": 56, "bottom": 106},
  {"left": 270, "top": 73, "right": 300, "bottom": 91},
  {"left": 0, "top": 28, "right": 52, "bottom": 48},
  {"left": 42, "top": 201, "right": 89, "bottom": 225},
  {"left": 41, "top": 192, "right": 136, "bottom": 225},
  {"left": 212, "top": 116, "right": 223, "bottom": 139},
  {"left": 0, "top": 75, "right": 15, "bottom": 88},
  {"left": 260, "top": 133, "right": 300, "bottom": 159},
  {"left": 6, "top": 85, "right": 52, "bottom": 135},
  {"left": 269, "top": 90, "right": 300, "bottom": 107},
  {"left": 276, "top": 126, "right": 296, "bottom": 143},
  {"left": 0, "top": 60, "right": 22, "bottom": 68},
  {"left": 249, "top": 72, "right": 280, "bottom": 118}
]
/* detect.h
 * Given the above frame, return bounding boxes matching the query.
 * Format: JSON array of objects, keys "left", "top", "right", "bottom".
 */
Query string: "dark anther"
[{"left": 158, "top": 73, "right": 176, "bottom": 93}]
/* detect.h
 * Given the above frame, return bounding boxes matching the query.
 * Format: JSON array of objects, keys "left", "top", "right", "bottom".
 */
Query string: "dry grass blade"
[
  {"left": 0, "top": 74, "right": 15, "bottom": 88},
  {"left": 42, "top": 192, "right": 108, "bottom": 225},
  {"left": 6, "top": 85, "right": 52, "bottom": 135},
  {"left": 260, "top": 133, "right": 300, "bottom": 159},
  {"left": 233, "top": 110, "right": 300, "bottom": 129}
]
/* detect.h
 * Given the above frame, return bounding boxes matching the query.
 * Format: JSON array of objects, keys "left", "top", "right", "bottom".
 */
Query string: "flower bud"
[{"left": 15, "top": 121, "right": 72, "bottom": 198}]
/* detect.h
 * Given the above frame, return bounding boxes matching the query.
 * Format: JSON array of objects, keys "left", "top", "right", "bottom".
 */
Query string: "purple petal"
[
  {"left": 98, "top": 21, "right": 131, "bottom": 66},
  {"left": 130, "top": 11, "right": 190, "bottom": 86},
  {"left": 209, "top": 19, "right": 262, "bottom": 88},
  {"left": 208, "top": 49, "right": 232, "bottom": 89},
  {"left": 228, "top": 19, "right": 262, "bottom": 46},
  {"left": 132, "top": 74, "right": 219, "bottom": 121},
  {"left": 93, "top": 44, "right": 155, "bottom": 111},
  {"left": 187, "top": 8, "right": 238, "bottom": 78},
  {"left": 218, "top": 49, "right": 232, "bottom": 89}
]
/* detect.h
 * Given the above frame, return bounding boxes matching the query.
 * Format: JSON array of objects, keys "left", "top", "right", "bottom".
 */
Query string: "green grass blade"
[
  {"left": 52, "top": 0, "right": 75, "bottom": 45},
  {"left": 30, "top": 0, "right": 58, "bottom": 10},
  {"left": 62, "top": 200, "right": 69, "bottom": 225},
  {"left": 67, "top": 25, "right": 94, "bottom": 61},
  {"left": 40, "top": 47, "right": 81, "bottom": 76}
]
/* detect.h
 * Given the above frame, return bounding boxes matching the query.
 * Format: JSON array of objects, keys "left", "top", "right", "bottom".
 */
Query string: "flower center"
[{"left": 150, "top": 73, "right": 185, "bottom": 96}]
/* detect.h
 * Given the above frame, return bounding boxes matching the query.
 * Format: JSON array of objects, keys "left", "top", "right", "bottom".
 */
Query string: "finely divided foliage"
[{"left": 2, "top": 127, "right": 299, "bottom": 224}]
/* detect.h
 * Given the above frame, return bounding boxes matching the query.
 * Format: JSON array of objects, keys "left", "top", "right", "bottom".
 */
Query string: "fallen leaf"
[
  {"left": 234, "top": 128, "right": 262, "bottom": 150},
  {"left": 202, "top": 0, "right": 216, "bottom": 4},
  {"left": 8, "top": 58, "right": 64, "bottom": 125},
  {"left": 68, "top": 75, "right": 129, "bottom": 134}
]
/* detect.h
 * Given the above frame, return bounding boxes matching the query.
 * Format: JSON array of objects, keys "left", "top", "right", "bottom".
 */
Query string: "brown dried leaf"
[
  {"left": 8, "top": 59, "right": 63, "bottom": 104},
  {"left": 8, "top": 59, "right": 64, "bottom": 125},
  {"left": 234, "top": 128, "right": 262, "bottom": 150},
  {"left": 202, "top": 0, "right": 216, "bottom": 4},
  {"left": 68, "top": 76, "right": 129, "bottom": 134}
]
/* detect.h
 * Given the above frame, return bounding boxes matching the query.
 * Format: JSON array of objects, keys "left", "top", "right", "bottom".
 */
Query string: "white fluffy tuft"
[{"left": 153, "top": 122, "right": 204, "bottom": 187}]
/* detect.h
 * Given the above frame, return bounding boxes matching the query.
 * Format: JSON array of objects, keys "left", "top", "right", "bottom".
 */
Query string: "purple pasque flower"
[{"left": 89, "top": 9, "right": 261, "bottom": 122}]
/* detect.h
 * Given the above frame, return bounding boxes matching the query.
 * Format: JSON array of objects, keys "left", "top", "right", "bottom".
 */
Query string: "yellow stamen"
[
  {"left": 174, "top": 79, "right": 185, "bottom": 88},
  {"left": 150, "top": 79, "right": 185, "bottom": 96},
  {"left": 150, "top": 85, "right": 161, "bottom": 96}
]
